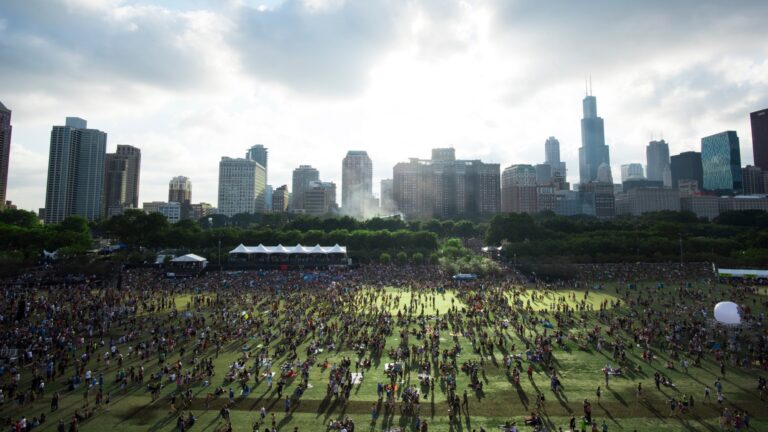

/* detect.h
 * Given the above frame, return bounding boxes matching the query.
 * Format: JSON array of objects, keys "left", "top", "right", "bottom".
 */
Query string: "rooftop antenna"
[
  {"left": 589, "top": 75, "right": 593, "bottom": 95},
  {"left": 585, "top": 77, "right": 588, "bottom": 96}
]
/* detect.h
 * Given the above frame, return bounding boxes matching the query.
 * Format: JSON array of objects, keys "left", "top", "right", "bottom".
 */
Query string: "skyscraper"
[
  {"left": 742, "top": 166, "right": 765, "bottom": 195},
  {"left": 751, "top": 109, "right": 768, "bottom": 170},
  {"left": 168, "top": 176, "right": 192, "bottom": 204},
  {"left": 103, "top": 145, "right": 141, "bottom": 217},
  {"left": 272, "top": 185, "right": 289, "bottom": 213},
  {"left": 646, "top": 140, "right": 670, "bottom": 186},
  {"left": 596, "top": 163, "right": 613, "bottom": 184},
  {"left": 0, "top": 102, "right": 11, "bottom": 210},
  {"left": 544, "top": 136, "right": 566, "bottom": 177},
  {"left": 341, "top": 150, "right": 373, "bottom": 217},
  {"left": 304, "top": 181, "right": 337, "bottom": 214},
  {"left": 701, "top": 131, "right": 742, "bottom": 194},
  {"left": 670, "top": 151, "right": 703, "bottom": 190},
  {"left": 44, "top": 117, "right": 107, "bottom": 224},
  {"left": 217, "top": 157, "right": 266, "bottom": 216},
  {"left": 620, "top": 163, "right": 644, "bottom": 182},
  {"left": 291, "top": 165, "right": 320, "bottom": 211},
  {"left": 578, "top": 93, "right": 610, "bottom": 184}
]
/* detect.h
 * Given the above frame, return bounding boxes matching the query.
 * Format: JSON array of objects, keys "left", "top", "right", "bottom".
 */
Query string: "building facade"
[
  {"left": 379, "top": 179, "right": 396, "bottom": 215},
  {"left": 246, "top": 144, "right": 268, "bottom": 169},
  {"left": 620, "top": 163, "right": 644, "bottom": 183},
  {"left": 615, "top": 188, "right": 680, "bottom": 216},
  {"left": 143, "top": 201, "right": 181, "bottom": 224},
  {"left": 44, "top": 117, "right": 107, "bottom": 224},
  {"left": 103, "top": 145, "right": 141, "bottom": 217},
  {"left": 217, "top": 157, "right": 266, "bottom": 217},
  {"left": 501, "top": 164, "right": 537, "bottom": 214},
  {"left": 271, "top": 185, "right": 289, "bottom": 213},
  {"left": 291, "top": 165, "right": 320, "bottom": 212},
  {"left": 0, "top": 102, "right": 11, "bottom": 210},
  {"left": 341, "top": 150, "right": 373, "bottom": 217},
  {"left": 304, "top": 181, "right": 337, "bottom": 214},
  {"left": 392, "top": 150, "right": 499, "bottom": 219},
  {"left": 189, "top": 202, "right": 214, "bottom": 220},
  {"left": 701, "top": 131, "right": 742, "bottom": 194},
  {"left": 670, "top": 151, "right": 703, "bottom": 190},
  {"left": 578, "top": 94, "right": 611, "bottom": 184},
  {"left": 742, "top": 165, "right": 765, "bottom": 195},
  {"left": 751, "top": 109, "right": 768, "bottom": 170}
]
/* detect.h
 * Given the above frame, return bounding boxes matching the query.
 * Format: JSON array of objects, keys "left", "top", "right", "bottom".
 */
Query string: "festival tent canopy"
[
  {"left": 228, "top": 244, "right": 347, "bottom": 254},
  {"left": 171, "top": 254, "right": 207, "bottom": 263}
]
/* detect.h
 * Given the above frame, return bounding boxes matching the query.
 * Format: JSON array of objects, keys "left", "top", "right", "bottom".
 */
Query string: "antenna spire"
[{"left": 589, "top": 75, "right": 593, "bottom": 95}]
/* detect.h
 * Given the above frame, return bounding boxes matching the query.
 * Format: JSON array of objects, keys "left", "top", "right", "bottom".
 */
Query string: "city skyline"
[{"left": 2, "top": 0, "right": 768, "bottom": 211}]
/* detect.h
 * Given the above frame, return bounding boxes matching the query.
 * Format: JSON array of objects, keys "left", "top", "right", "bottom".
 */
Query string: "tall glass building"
[
  {"left": 578, "top": 95, "right": 610, "bottom": 184},
  {"left": 701, "top": 131, "right": 742, "bottom": 194}
]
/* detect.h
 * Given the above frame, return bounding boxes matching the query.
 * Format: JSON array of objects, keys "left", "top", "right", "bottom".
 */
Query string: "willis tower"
[{"left": 578, "top": 87, "right": 611, "bottom": 184}]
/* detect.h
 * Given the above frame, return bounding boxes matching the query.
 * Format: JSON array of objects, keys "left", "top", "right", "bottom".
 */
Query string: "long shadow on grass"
[{"left": 607, "top": 386, "right": 628, "bottom": 407}]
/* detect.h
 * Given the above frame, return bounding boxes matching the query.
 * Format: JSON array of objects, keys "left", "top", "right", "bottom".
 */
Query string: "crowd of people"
[{"left": 0, "top": 261, "right": 765, "bottom": 432}]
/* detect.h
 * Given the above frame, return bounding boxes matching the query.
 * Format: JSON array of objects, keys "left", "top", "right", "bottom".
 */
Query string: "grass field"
[{"left": 2, "top": 282, "right": 766, "bottom": 432}]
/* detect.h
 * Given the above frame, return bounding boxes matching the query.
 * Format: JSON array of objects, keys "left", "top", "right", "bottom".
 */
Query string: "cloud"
[{"left": 230, "top": 0, "right": 404, "bottom": 96}]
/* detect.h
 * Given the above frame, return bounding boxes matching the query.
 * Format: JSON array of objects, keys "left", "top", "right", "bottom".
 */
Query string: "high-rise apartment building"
[
  {"left": 620, "top": 163, "right": 644, "bottom": 182},
  {"left": 0, "top": 102, "right": 11, "bottom": 210},
  {"left": 291, "top": 165, "right": 320, "bottom": 211},
  {"left": 578, "top": 93, "right": 611, "bottom": 184},
  {"left": 701, "top": 131, "right": 742, "bottom": 194},
  {"left": 501, "top": 164, "right": 537, "bottom": 214},
  {"left": 392, "top": 149, "right": 499, "bottom": 219},
  {"left": 670, "top": 151, "right": 703, "bottom": 190},
  {"left": 103, "top": 145, "right": 141, "bottom": 217},
  {"left": 646, "top": 140, "right": 670, "bottom": 185},
  {"left": 272, "top": 185, "right": 289, "bottom": 213},
  {"left": 44, "top": 117, "right": 107, "bottom": 224},
  {"left": 544, "top": 136, "right": 567, "bottom": 177},
  {"left": 217, "top": 157, "right": 266, "bottom": 216},
  {"left": 751, "top": 109, "right": 768, "bottom": 170},
  {"left": 341, "top": 150, "right": 373, "bottom": 217}
]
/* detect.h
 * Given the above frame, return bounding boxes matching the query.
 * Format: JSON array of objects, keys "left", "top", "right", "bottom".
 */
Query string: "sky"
[{"left": 2, "top": 0, "right": 768, "bottom": 212}]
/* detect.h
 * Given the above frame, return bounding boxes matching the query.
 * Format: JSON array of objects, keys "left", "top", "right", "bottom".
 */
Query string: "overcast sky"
[{"left": 2, "top": 0, "right": 768, "bottom": 212}]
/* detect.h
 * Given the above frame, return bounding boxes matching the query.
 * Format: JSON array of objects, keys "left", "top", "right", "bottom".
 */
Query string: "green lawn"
[{"left": 3, "top": 283, "right": 766, "bottom": 432}]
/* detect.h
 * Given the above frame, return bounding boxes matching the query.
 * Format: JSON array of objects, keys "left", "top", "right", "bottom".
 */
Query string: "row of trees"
[{"left": 487, "top": 211, "right": 768, "bottom": 266}]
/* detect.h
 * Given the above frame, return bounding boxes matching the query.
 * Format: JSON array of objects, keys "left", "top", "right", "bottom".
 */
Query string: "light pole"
[{"left": 679, "top": 233, "right": 683, "bottom": 267}]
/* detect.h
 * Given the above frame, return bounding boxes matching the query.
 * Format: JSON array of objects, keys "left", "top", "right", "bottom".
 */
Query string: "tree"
[
  {"left": 396, "top": 251, "right": 408, "bottom": 264},
  {"left": 379, "top": 252, "right": 391, "bottom": 264},
  {"left": 412, "top": 252, "right": 424, "bottom": 264},
  {"left": 0, "top": 209, "right": 39, "bottom": 228}
]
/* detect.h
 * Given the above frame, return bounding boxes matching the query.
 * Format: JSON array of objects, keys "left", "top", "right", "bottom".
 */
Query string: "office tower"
[
  {"left": 501, "top": 164, "right": 537, "bottom": 214},
  {"left": 0, "top": 102, "right": 11, "bottom": 210},
  {"left": 392, "top": 150, "right": 499, "bottom": 219},
  {"left": 341, "top": 150, "right": 373, "bottom": 217},
  {"left": 580, "top": 181, "right": 615, "bottom": 218},
  {"left": 246, "top": 144, "right": 268, "bottom": 168},
  {"left": 544, "top": 136, "right": 567, "bottom": 177},
  {"left": 751, "top": 109, "right": 768, "bottom": 170},
  {"left": 379, "top": 179, "right": 395, "bottom": 214},
  {"left": 670, "top": 151, "right": 703, "bottom": 189},
  {"left": 291, "top": 165, "right": 320, "bottom": 211},
  {"left": 646, "top": 140, "right": 671, "bottom": 185},
  {"left": 596, "top": 163, "right": 613, "bottom": 184},
  {"left": 620, "top": 163, "right": 644, "bottom": 182},
  {"left": 103, "top": 145, "right": 141, "bottom": 217},
  {"left": 304, "top": 181, "right": 337, "bottom": 214},
  {"left": 217, "top": 157, "right": 266, "bottom": 216},
  {"left": 272, "top": 185, "right": 289, "bottom": 213},
  {"left": 742, "top": 166, "right": 765, "bottom": 194},
  {"left": 578, "top": 92, "right": 611, "bottom": 184},
  {"left": 701, "top": 131, "right": 742, "bottom": 193},
  {"left": 535, "top": 164, "right": 552, "bottom": 185},
  {"left": 44, "top": 117, "right": 107, "bottom": 224}
]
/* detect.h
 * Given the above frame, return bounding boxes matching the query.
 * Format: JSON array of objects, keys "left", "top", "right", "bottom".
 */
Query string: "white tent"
[{"left": 171, "top": 253, "right": 208, "bottom": 263}]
